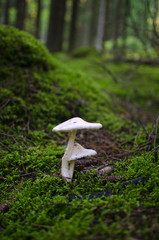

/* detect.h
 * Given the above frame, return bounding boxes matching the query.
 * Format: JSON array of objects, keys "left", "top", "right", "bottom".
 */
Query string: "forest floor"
[{"left": 0, "top": 26, "right": 159, "bottom": 240}]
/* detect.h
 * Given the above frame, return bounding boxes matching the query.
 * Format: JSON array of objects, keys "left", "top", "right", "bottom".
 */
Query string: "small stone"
[
  {"left": 95, "top": 166, "right": 113, "bottom": 176},
  {"left": 0, "top": 202, "right": 9, "bottom": 213}
]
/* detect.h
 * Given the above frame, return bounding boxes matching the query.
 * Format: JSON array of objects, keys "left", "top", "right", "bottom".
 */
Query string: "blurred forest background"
[{"left": 1, "top": 0, "right": 159, "bottom": 59}]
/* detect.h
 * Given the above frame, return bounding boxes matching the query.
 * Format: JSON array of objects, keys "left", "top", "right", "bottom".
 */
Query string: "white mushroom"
[
  {"left": 69, "top": 143, "right": 97, "bottom": 179},
  {"left": 53, "top": 117, "right": 102, "bottom": 181},
  {"left": 70, "top": 143, "right": 97, "bottom": 161}
]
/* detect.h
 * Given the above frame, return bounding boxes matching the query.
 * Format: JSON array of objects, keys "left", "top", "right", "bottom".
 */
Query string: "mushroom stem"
[
  {"left": 61, "top": 130, "right": 77, "bottom": 181},
  {"left": 69, "top": 160, "right": 76, "bottom": 180}
]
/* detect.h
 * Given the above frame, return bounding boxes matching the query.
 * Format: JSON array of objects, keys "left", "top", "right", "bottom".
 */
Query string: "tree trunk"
[
  {"left": 89, "top": 0, "right": 99, "bottom": 46},
  {"left": 113, "top": 0, "right": 123, "bottom": 56},
  {"left": 95, "top": 0, "right": 107, "bottom": 51},
  {"left": 68, "top": 0, "right": 79, "bottom": 52},
  {"left": 104, "top": 0, "right": 110, "bottom": 41},
  {"left": 151, "top": 0, "right": 159, "bottom": 46},
  {"left": 16, "top": 0, "right": 27, "bottom": 30},
  {"left": 121, "top": 0, "right": 130, "bottom": 55},
  {"left": 35, "top": 0, "right": 42, "bottom": 39},
  {"left": 0, "top": 0, "right": 2, "bottom": 24},
  {"left": 4, "top": 0, "right": 10, "bottom": 25},
  {"left": 47, "top": 0, "right": 66, "bottom": 52}
]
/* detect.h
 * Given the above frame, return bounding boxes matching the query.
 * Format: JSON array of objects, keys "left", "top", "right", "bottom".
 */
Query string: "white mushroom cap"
[
  {"left": 69, "top": 143, "right": 97, "bottom": 161},
  {"left": 53, "top": 117, "right": 102, "bottom": 132}
]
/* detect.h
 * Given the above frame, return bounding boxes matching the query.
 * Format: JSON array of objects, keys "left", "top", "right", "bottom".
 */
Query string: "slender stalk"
[
  {"left": 69, "top": 160, "right": 76, "bottom": 180},
  {"left": 61, "top": 130, "right": 76, "bottom": 181}
]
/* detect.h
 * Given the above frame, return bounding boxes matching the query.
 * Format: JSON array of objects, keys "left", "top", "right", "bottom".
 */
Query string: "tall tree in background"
[
  {"left": 4, "top": 0, "right": 10, "bottom": 25},
  {"left": 16, "top": 0, "right": 27, "bottom": 30},
  {"left": 120, "top": 0, "right": 130, "bottom": 54},
  {"left": 47, "top": 0, "right": 66, "bottom": 52},
  {"left": 89, "top": 0, "right": 99, "bottom": 46},
  {"left": 113, "top": 0, "right": 123, "bottom": 56},
  {"left": 0, "top": 0, "right": 2, "bottom": 23},
  {"left": 68, "top": 0, "right": 79, "bottom": 51},
  {"left": 103, "top": 0, "right": 110, "bottom": 42},
  {"left": 35, "top": 0, "right": 42, "bottom": 39},
  {"left": 95, "top": 0, "right": 107, "bottom": 50},
  {"left": 149, "top": 0, "right": 159, "bottom": 46}
]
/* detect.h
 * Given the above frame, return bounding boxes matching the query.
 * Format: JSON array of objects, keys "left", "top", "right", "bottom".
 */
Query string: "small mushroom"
[
  {"left": 53, "top": 117, "right": 102, "bottom": 181},
  {"left": 69, "top": 143, "right": 97, "bottom": 179}
]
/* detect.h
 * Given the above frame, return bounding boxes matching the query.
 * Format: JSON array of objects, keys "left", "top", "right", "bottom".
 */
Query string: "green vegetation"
[{"left": 0, "top": 26, "right": 159, "bottom": 240}]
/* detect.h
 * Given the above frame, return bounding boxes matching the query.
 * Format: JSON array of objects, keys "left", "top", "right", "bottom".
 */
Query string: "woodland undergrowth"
[{"left": 0, "top": 26, "right": 159, "bottom": 240}]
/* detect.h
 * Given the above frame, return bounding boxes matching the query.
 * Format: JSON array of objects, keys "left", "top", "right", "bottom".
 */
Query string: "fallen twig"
[
  {"left": 32, "top": 224, "right": 52, "bottom": 229},
  {"left": 0, "top": 142, "right": 12, "bottom": 152},
  {"left": 94, "top": 62, "right": 119, "bottom": 83},
  {"left": 0, "top": 132, "right": 33, "bottom": 143},
  {"left": 124, "top": 63, "right": 139, "bottom": 82},
  {"left": 0, "top": 98, "right": 12, "bottom": 109},
  {"left": 35, "top": 202, "right": 83, "bottom": 213},
  {"left": 0, "top": 177, "right": 5, "bottom": 181},
  {"left": 100, "top": 176, "right": 125, "bottom": 182},
  {"left": 109, "top": 58, "right": 159, "bottom": 66},
  {"left": 153, "top": 115, "right": 159, "bottom": 149}
]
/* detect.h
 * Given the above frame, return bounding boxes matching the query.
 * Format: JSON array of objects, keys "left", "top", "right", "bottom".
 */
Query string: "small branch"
[
  {"left": 124, "top": 64, "right": 139, "bottom": 82},
  {"left": 0, "top": 177, "right": 5, "bottom": 181},
  {"left": 94, "top": 62, "right": 119, "bottom": 83},
  {"left": 153, "top": 115, "right": 159, "bottom": 149},
  {"left": 32, "top": 224, "right": 52, "bottom": 229},
  {"left": 0, "top": 132, "right": 34, "bottom": 144},
  {"left": 0, "top": 98, "right": 11, "bottom": 109},
  {"left": 109, "top": 58, "right": 159, "bottom": 66},
  {"left": 0, "top": 142, "right": 12, "bottom": 152}
]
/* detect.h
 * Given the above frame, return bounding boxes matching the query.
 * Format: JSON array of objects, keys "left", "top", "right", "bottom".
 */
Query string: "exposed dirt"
[{"left": 74, "top": 129, "right": 130, "bottom": 173}]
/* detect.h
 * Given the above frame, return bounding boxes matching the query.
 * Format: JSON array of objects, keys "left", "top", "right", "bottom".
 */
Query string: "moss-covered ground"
[{"left": 0, "top": 26, "right": 159, "bottom": 240}]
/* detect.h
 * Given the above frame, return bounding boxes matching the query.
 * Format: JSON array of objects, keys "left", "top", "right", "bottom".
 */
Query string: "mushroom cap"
[
  {"left": 69, "top": 143, "right": 97, "bottom": 161},
  {"left": 53, "top": 117, "right": 102, "bottom": 132}
]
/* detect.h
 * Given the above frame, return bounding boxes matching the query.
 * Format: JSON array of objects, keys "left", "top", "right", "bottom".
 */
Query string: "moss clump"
[
  {"left": 70, "top": 47, "right": 99, "bottom": 58},
  {"left": 0, "top": 26, "right": 61, "bottom": 131},
  {"left": 0, "top": 25, "right": 127, "bottom": 134},
  {"left": 0, "top": 25, "right": 53, "bottom": 69}
]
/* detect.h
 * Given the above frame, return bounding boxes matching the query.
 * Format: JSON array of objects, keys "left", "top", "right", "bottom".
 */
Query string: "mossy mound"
[
  {"left": 0, "top": 26, "right": 127, "bottom": 134},
  {"left": 0, "top": 25, "right": 53, "bottom": 68},
  {"left": 0, "top": 26, "right": 61, "bottom": 131}
]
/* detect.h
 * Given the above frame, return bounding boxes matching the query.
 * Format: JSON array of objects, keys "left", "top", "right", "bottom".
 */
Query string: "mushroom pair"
[{"left": 53, "top": 117, "right": 102, "bottom": 182}]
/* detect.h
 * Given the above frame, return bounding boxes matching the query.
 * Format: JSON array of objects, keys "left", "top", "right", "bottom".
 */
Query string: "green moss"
[
  {"left": 0, "top": 25, "right": 54, "bottom": 68},
  {"left": 0, "top": 25, "right": 125, "bottom": 134},
  {"left": 0, "top": 148, "right": 159, "bottom": 239},
  {"left": 70, "top": 47, "right": 99, "bottom": 58},
  {"left": 0, "top": 26, "right": 159, "bottom": 240}
]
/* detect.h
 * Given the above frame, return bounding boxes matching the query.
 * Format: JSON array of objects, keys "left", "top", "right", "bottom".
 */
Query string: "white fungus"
[{"left": 53, "top": 117, "right": 102, "bottom": 181}]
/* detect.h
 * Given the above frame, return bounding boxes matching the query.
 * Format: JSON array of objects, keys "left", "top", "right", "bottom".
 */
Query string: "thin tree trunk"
[
  {"left": 143, "top": 0, "right": 148, "bottom": 40},
  {"left": 113, "top": 0, "right": 122, "bottom": 56},
  {"left": 104, "top": 0, "right": 110, "bottom": 41},
  {"left": 0, "top": 0, "right": 2, "bottom": 24},
  {"left": 35, "top": 0, "right": 42, "bottom": 39},
  {"left": 95, "top": 0, "right": 107, "bottom": 51},
  {"left": 121, "top": 0, "right": 130, "bottom": 55},
  {"left": 89, "top": 0, "right": 99, "bottom": 46},
  {"left": 16, "top": 0, "right": 27, "bottom": 30},
  {"left": 151, "top": 0, "right": 159, "bottom": 46},
  {"left": 68, "top": 0, "right": 79, "bottom": 52},
  {"left": 4, "top": 0, "right": 10, "bottom": 25},
  {"left": 47, "top": 0, "right": 66, "bottom": 52}
]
